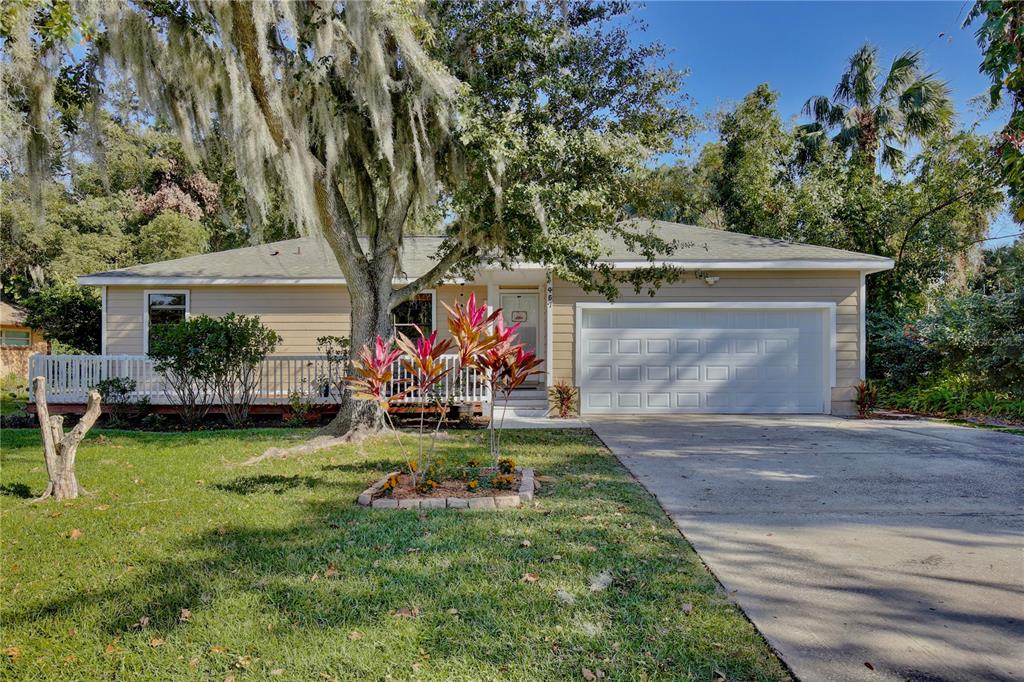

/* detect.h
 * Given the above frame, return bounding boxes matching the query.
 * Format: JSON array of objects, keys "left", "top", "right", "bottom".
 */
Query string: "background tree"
[
  {"left": 966, "top": 0, "right": 1024, "bottom": 221},
  {"left": 799, "top": 43, "right": 953, "bottom": 171}
]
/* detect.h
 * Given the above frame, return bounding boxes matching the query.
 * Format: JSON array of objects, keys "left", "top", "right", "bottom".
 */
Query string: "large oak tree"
[{"left": 2, "top": 0, "right": 690, "bottom": 433}]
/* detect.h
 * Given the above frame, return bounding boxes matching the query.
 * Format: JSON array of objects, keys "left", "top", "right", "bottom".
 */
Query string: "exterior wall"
[
  {"left": 106, "top": 285, "right": 352, "bottom": 355},
  {"left": 435, "top": 284, "right": 488, "bottom": 342},
  {"left": 550, "top": 270, "right": 863, "bottom": 415},
  {"left": 0, "top": 326, "right": 48, "bottom": 380},
  {"left": 104, "top": 284, "right": 491, "bottom": 354}
]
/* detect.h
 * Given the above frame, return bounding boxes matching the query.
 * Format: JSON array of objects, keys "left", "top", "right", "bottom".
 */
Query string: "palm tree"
[{"left": 799, "top": 44, "right": 953, "bottom": 171}]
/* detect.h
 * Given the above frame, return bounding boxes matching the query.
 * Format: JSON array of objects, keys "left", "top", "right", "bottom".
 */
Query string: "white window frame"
[
  {"left": 143, "top": 289, "right": 190, "bottom": 354},
  {"left": 392, "top": 289, "right": 436, "bottom": 336},
  {"left": 574, "top": 301, "right": 837, "bottom": 415}
]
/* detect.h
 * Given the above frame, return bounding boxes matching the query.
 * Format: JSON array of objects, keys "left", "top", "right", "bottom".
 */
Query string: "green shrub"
[
  {"left": 148, "top": 313, "right": 279, "bottom": 427},
  {"left": 92, "top": 376, "right": 149, "bottom": 425},
  {"left": 881, "top": 375, "right": 1024, "bottom": 420}
]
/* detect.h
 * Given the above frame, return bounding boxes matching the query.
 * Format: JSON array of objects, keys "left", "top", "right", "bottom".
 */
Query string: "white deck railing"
[{"left": 27, "top": 354, "right": 489, "bottom": 406}]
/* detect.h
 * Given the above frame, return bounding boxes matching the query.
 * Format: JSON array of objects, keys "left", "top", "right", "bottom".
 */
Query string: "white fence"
[{"left": 27, "top": 354, "right": 489, "bottom": 406}]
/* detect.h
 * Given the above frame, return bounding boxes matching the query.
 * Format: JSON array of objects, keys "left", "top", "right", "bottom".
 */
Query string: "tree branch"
[
  {"left": 894, "top": 186, "right": 985, "bottom": 267},
  {"left": 229, "top": 1, "right": 288, "bottom": 150},
  {"left": 67, "top": 390, "right": 102, "bottom": 445},
  {"left": 390, "top": 242, "right": 474, "bottom": 307}
]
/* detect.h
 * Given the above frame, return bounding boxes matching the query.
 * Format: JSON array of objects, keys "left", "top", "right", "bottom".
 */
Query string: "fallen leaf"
[
  {"left": 393, "top": 607, "right": 420, "bottom": 618},
  {"left": 596, "top": 671, "right": 606, "bottom": 679},
  {"left": 216, "top": 526, "right": 227, "bottom": 536},
  {"left": 68, "top": 528, "right": 83, "bottom": 540},
  {"left": 270, "top": 669, "right": 285, "bottom": 676},
  {"left": 94, "top": 504, "right": 110, "bottom": 511},
  {"left": 681, "top": 603, "right": 693, "bottom": 615},
  {"left": 520, "top": 539, "right": 532, "bottom": 548},
  {"left": 149, "top": 638, "right": 165, "bottom": 648},
  {"left": 446, "top": 608, "right": 460, "bottom": 616},
  {"left": 556, "top": 590, "right": 576, "bottom": 605},
  {"left": 348, "top": 631, "right": 363, "bottom": 640},
  {"left": 132, "top": 616, "right": 150, "bottom": 630},
  {"left": 582, "top": 667, "right": 596, "bottom": 681},
  {"left": 235, "top": 655, "right": 252, "bottom": 669},
  {"left": 4, "top": 646, "right": 21, "bottom": 661},
  {"left": 224, "top": 675, "right": 235, "bottom": 682},
  {"left": 713, "top": 673, "right": 726, "bottom": 682},
  {"left": 521, "top": 572, "right": 540, "bottom": 583},
  {"left": 210, "top": 645, "right": 227, "bottom": 654},
  {"left": 104, "top": 643, "right": 117, "bottom": 654},
  {"left": 325, "top": 564, "right": 338, "bottom": 578},
  {"left": 550, "top": 555, "right": 562, "bottom": 561},
  {"left": 179, "top": 608, "right": 192, "bottom": 623},
  {"left": 64, "top": 654, "right": 78, "bottom": 663},
  {"left": 588, "top": 571, "right": 613, "bottom": 592},
  {"left": 864, "top": 662, "right": 875, "bottom": 671}
]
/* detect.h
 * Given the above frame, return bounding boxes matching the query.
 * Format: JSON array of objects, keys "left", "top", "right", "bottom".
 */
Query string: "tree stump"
[{"left": 32, "top": 376, "right": 101, "bottom": 501}]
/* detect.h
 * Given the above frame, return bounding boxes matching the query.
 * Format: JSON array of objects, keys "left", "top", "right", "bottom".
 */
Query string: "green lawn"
[{"left": 0, "top": 427, "right": 788, "bottom": 681}]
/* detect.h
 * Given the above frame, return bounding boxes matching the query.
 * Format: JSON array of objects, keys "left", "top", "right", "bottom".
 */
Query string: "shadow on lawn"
[
  {"left": 212, "top": 474, "right": 333, "bottom": 495},
  {"left": 0, "top": 482, "right": 32, "bottom": 498}
]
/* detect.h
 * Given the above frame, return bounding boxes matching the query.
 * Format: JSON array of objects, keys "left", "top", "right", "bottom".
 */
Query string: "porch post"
[
  {"left": 545, "top": 271, "right": 553, "bottom": 388},
  {"left": 486, "top": 282, "right": 499, "bottom": 319}
]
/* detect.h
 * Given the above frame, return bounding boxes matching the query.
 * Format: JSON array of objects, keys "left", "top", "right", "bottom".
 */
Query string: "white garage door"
[{"left": 579, "top": 307, "right": 829, "bottom": 414}]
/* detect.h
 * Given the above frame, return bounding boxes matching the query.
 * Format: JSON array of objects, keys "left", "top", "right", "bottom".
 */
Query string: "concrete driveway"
[{"left": 590, "top": 415, "right": 1024, "bottom": 682}]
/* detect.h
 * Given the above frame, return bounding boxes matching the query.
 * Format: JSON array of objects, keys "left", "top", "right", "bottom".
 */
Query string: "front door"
[{"left": 500, "top": 291, "right": 542, "bottom": 371}]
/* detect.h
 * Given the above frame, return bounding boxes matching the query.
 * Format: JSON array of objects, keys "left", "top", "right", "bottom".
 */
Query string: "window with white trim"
[
  {"left": 392, "top": 292, "right": 433, "bottom": 335},
  {"left": 146, "top": 292, "right": 188, "bottom": 350},
  {"left": 1, "top": 329, "right": 31, "bottom": 347}
]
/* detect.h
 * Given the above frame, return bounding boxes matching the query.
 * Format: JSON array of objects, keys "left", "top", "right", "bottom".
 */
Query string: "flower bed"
[{"left": 358, "top": 466, "right": 535, "bottom": 510}]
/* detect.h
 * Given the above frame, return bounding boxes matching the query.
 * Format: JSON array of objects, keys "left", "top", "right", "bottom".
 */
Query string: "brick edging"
[{"left": 357, "top": 468, "right": 536, "bottom": 510}]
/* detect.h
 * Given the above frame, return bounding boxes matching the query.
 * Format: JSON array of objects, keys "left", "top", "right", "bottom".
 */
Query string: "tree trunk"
[
  {"left": 321, "top": 274, "right": 395, "bottom": 436},
  {"left": 33, "top": 377, "right": 101, "bottom": 502}
]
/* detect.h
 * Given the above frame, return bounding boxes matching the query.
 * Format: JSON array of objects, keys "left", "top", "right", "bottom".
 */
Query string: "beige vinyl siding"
[
  {"left": 551, "top": 271, "right": 863, "bottom": 413},
  {"left": 434, "top": 285, "right": 487, "bottom": 341},
  {"left": 105, "top": 285, "right": 351, "bottom": 355}
]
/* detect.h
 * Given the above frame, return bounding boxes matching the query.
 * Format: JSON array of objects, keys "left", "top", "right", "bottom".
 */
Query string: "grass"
[
  {"left": 0, "top": 374, "right": 27, "bottom": 417},
  {"left": 0, "top": 427, "right": 789, "bottom": 681}
]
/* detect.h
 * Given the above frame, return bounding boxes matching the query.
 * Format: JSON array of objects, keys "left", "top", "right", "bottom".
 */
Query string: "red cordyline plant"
[
  {"left": 348, "top": 329, "right": 455, "bottom": 489},
  {"left": 347, "top": 335, "right": 409, "bottom": 467},
  {"left": 446, "top": 294, "right": 545, "bottom": 464},
  {"left": 395, "top": 327, "right": 453, "bottom": 487}
]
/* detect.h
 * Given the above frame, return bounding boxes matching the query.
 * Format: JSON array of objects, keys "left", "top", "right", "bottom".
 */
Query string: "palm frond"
[
  {"left": 802, "top": 95, "right": 832, "bottom": 122},
  {"left": 880, "top": 143, "right": 906, "bottom": 171},
  {"left": 899, "top": 75, "right": 953, "bottom": 137},
  {"left": 879, "top": 49, "right": 923, "bottom": 102},
  {"left": 835, "top": 43, "right": 879, "bottom": 107}
]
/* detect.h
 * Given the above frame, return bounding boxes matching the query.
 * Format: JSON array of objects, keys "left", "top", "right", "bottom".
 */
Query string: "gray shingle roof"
[{"left": 79, "top": 221, "right": 891, "bottom": 284}]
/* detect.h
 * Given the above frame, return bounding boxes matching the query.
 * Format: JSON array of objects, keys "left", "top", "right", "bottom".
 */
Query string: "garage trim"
[{"left": 575, "top": 301, "right": 837, "bottom": 414}]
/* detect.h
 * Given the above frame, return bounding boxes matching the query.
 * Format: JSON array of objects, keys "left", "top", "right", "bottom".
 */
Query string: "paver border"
[{"left": 357, "top": 467, "right": 536, "bottom": 509}]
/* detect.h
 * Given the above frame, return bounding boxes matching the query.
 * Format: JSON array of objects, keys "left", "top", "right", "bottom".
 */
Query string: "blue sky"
[{"left": 634, "top": 0, "right": 1018, "bottom": 242}]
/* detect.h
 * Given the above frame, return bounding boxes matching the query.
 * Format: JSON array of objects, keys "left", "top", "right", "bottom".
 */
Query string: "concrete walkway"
[{"left": 591, "top": 415, "right": 1024, "bottom": 682}]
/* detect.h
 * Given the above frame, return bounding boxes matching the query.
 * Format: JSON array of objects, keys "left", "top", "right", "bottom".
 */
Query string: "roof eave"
[{"left": 605, "top": 259, "right": 895, "bottom": 272}]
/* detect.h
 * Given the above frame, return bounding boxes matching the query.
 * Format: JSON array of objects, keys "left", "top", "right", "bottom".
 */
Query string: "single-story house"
[
  {"left": 68, "top": 220, "right": 892, "bottom": 415},
  {"left": 1, "top": 300, "right": 49, "bottom": 381}
]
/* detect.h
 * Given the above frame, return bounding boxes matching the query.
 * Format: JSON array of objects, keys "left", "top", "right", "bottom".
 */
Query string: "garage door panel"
[{"left": 580, "top": 308, "right": 827, "bottom": 414}]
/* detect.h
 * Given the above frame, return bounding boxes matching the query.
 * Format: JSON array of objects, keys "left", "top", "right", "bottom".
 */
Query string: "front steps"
[{"left": 491, "top": 386, "right": 549, "bottom": 419}]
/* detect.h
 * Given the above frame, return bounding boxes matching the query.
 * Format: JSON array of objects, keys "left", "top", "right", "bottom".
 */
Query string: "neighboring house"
[
  {"left": 64, "top": 220, "right": 892, "bottom": 415},
  {"left": 1, "top": 300, "right": 49, "bottom": 380}
]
